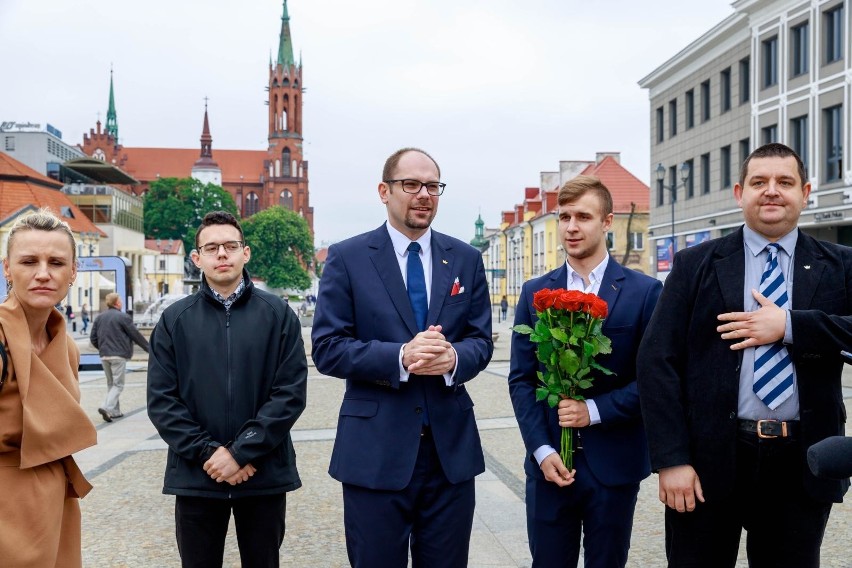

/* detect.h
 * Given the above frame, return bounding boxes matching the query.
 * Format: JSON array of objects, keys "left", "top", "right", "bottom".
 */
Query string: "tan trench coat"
[{"left": 0, "top": 295, "right": 97, "bottom": 567}]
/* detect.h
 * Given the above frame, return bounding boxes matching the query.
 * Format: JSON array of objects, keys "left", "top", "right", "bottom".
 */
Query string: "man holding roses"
[{"left": 509, "top": 175, "right": 662, "bottom": 567}]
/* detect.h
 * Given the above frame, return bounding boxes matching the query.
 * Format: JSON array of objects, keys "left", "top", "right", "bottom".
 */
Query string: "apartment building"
[{"left": 640, "top": 0, "right": 849, "bottom": 278}]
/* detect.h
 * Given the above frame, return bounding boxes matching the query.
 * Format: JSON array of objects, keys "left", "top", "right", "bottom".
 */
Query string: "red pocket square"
[{"left": 450, "top": 277, "right": 465, "bottom": 296}]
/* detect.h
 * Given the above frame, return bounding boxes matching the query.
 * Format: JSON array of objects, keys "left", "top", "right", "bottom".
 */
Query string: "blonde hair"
[
  {"left": 7, "top": 208, "right": 77, "bottom": 262},
  {"left": 105, "top": 292, "right": 120, "bottom": 308}
]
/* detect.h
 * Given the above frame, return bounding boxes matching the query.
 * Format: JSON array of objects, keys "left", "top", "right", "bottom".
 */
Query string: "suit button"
[
  {"left": 415, "top": 407, "right": 423, "bottom": 414},
  {"left": 729, "top": 412, "right": 736, "bottom": 420}
]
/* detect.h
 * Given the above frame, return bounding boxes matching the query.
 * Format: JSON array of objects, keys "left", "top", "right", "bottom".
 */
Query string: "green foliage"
[
  {"left": 241, "top": 206, "right": 314, "bottom": 290},
  {"left": 143, "top": 177, "right": 238, "bottom": 254}
]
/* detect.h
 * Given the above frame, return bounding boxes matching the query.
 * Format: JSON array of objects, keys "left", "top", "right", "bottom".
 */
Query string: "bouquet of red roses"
[{"left": 513, "top": 288, "right": 612, "bottom": 470}]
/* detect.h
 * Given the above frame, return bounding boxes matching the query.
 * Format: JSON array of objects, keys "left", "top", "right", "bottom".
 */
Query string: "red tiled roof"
[
  {"left": 0, "top": 152, "right": 104, "bottom": 235},
  {"left": 315, "top": 247, "right": 328, "bottom": 263},
  {"left": 524, "top": 187, "right": 539, "bottom": 199},
  {"left": 581, "top": 155, "right": 650, "bottom": 213},
  {"left": 118, "top": 148, "right": 268, "bottom": 184},
  {"left": 145, "top": 238, "right": 183, "bottom": 254}
]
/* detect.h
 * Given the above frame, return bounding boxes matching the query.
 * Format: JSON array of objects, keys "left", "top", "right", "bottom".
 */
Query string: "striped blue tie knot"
[{"left": 752, "top": 243, "right": 794, "bottom": 409}]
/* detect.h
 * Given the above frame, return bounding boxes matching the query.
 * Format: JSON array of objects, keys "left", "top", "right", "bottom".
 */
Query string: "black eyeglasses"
[
  {"left": 199, "top": 241, "right": 244, "bottom": 256},
  {"left": 384, "top": 179, "right": 446, "bottom": 196}
]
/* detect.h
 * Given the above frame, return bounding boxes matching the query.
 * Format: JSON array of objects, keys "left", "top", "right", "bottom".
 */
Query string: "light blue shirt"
[{"left": 738, "top": 226, "right": 799, "bottom": 421}]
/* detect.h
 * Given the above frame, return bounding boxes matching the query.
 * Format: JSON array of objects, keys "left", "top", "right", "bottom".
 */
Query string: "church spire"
[
  {"left": 105, "top": 66, "right": 118, "bottom": 141},
  {"left": 199, "top": 97, "right": 213, "bottom": 159},
  {"left": 277, "top": 0, "right": 296, "bottom": 67}
]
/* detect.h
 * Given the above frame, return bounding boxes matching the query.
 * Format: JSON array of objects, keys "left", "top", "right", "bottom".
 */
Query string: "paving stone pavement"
[{"left": 72, "top": 315, "right": 852, "bottom": 567}]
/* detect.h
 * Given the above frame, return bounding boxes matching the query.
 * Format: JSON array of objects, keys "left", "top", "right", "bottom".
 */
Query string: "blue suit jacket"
[
  {"left": 311, "top": 224, "right": 493, "bottom": 491},
  {"left": 509, "top": 260, "right": 662, "bottom": 488}
]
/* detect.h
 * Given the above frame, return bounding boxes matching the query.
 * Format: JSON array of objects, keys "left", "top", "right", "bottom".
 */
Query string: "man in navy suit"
[
  {"left": 311, "top": 148, "right": 493, "bottom": 568},
  {"left": 637, "top": 143, "right": 850, "bottom": 567},
  {"left": 509, "top": 176, "right": 662, "bottom": 567}
]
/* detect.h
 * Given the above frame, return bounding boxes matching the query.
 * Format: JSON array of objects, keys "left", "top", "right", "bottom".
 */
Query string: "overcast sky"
[{"left": 0, "top": 0, "right": 735, "bottom": 246}]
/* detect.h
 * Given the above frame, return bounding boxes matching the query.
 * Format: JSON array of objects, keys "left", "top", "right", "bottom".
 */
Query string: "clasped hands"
[
  {"left": 203, "top": 446, "right": 256, "bottom": 486},
  {"left": 716, "top": 289, "right": 786, "bottom": 349},
  {"left": 403, "top": 325, "right": 455, "bottom": 375}
]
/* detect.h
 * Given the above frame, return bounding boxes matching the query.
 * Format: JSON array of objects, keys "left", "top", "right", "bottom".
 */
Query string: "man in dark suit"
[
  {"left": 637, "top": 143, "right": 851, "bottom": 567},
  {"left": 311, "top": 148, "right": 493, "bottom": 568},
  {"left": 509, "top": 176, "right": 662, "bottom": 567}
]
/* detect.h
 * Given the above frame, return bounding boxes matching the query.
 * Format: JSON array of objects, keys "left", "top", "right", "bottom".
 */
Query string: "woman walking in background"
[{"left": 0, "top": 209, "right": 97, "bottom": 567}]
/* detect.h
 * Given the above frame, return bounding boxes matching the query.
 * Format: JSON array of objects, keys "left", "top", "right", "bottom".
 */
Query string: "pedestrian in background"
[
  {"left": 0, "top": 209, "right": 97, "bottom": 567},
  {"left": 148, "top": 211, "right": 307, "bottom": 568},
  {"left": 90, "top": 292, "right": 149, "bottom": 422},
  {"left": 500, "top": 294, "right": 508, "bottom": 322},
  {"left": 81, "top": 303, "right": 90, "bottom": 334}
]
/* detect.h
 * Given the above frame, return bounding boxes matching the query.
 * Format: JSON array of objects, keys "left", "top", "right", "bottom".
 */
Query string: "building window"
[
  {"left": 282, "top": 148, "right": 291, "bottom": 177},
  {"left": 685, "top": 159, "right": 695, "bottom": 199},
  {"left": 669, "top": 166, "right": 678, "bottom": 203},
  {"left": 701, "top": 153, "right": 711, "bottom": 194},
  {"left": 669, "top": 99, "right": 677, "bottom": 137},
  {"left": 739, "top": 138, "right": 750, "bottom": 171},
  {"left": 790, "top": 115, "right": 809, "bottom": 174},
  {"left": 606, "top": 232, "right": 615, "bottom": 250},
  {"left": 685, "top": 89, "right": 695, "bottom": 129},
  {"left": 630, "top": 232, "right": 644, "bottom": 251},
  {"left": 824, "top": 5, "right": 844, "bottom": 64},
  {"left": 720, "top": 145, "right": 732, "bottom": 189},
  {"left": 720, "top": 68, "right": 731, "bottom": 112},
  {"left": 280, "top": 189, "right": 293, "bottom": 209},
  {"left": 4, "top": 136, "right": 14, "bottom": 151},
  {"left": 762, "top": 35, "right": 778, "bottom": 88},
  {"left": 739, "top": 57, "right": 750, "bottom": 104},
  {"left": 245, "top": 191, "right": 260, "bottom": 216},
  {"left": 824, "top": 105, "right": 843, "bottom": 182},
  {"left": 762, "top": 124, "right": 778, "bottom": 145},
  {"left": 656, "top": 179, "right": 664, "bottom": 207},
  {"left": 700, "top": 80, "right": 711, "bottom": 122},
  {"left": 791, "top": 22, "right": 809, "bottom": 76},
  {"left": 656, "top": 107, "right": 664, "bottom": 143}
]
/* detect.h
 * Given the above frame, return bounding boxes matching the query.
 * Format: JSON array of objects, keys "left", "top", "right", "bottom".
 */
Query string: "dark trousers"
[
  {"left": 665, "top": 434, "right": 832, "bottom": 568},
  {"left": 526, "top": 449, "right": 640, "bottom": 568},
  {"left": 174, "top": 493, "right": 287, "bottom": 568},
  {"left": 342, "top": 429, "right": 476, "bottom": 568}
]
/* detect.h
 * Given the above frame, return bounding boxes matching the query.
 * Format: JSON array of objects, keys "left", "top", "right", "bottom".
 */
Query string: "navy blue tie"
[{"left": 407, "top": 242, "right": 428, "bottom": 331}]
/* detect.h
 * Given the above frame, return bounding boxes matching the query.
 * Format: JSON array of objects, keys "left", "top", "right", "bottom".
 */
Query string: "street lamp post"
[{"left": 655, "top": 162, "right": 692, "bottom": 254}]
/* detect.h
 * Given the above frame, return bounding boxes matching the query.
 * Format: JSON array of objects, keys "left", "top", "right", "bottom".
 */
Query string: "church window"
[
  {"left": 280, "top": 190, "right": 293, "bottom": 209},
  {"left": 275, "top": 159, "right": 281, "bottom": 177},
  {"left": 245, "top": 192, "right": 259, "bottom": 216},
  {"left": 282, "top": 149, "right": 291, "bottom": 176},
  {"left": 293, "top": 160, "right": 299, "bottom": 177}
]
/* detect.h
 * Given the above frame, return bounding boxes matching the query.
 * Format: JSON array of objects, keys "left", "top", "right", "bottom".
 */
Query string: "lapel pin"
[
  {"left": 442, "top": 259, "right": 448, "bottom": 265},
  {"left": 611, "top": 283, "right": 617, "bottom": 290},
  {"left": 804, "top": 265, "right": 811, "bottom": 270}
]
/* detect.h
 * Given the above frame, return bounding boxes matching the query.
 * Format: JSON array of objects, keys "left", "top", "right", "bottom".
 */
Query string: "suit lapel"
[
  {"left": 368, "top": 227, "right": 420, "bottom": 336},
  {"left": 598, "top": 260, "right": 625, "bottom": 326},
  {"left": 792, "top": 232, "right": 825, "bottom": 310},
  {"left": 714, "top": 230, "right": 746, "bottom": 313},
  {"left": 427, "top": 232, "right": 453, "bottom": 327}
]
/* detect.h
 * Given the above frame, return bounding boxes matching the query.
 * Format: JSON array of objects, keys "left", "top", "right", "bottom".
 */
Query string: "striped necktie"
[{"left": 753, "top": 243, "right": 794, "bottom": 409}]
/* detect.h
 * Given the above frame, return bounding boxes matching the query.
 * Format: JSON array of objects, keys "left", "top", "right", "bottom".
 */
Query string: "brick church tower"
[{"left": 259, "top": 0, "right": 312, "bottom": 229}]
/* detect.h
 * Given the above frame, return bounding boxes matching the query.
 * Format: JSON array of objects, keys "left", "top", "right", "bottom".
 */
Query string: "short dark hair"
[
  {"left": 195, "top": 211, "right": 244, "bottom": 248},
  {"left": 739, "top": 142, "right": 807, "bottom": 187},
  {"left": 382, "top": 148, "right": 441, "bottom": 181},
  {"left": 557, "top": 175, "right": 614, "bottom": 216}
]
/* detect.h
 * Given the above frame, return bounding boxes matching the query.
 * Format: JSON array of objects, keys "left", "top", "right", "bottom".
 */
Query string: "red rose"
[
  {"left": 589, "top": 296, "right": 608, "bottom": 319},
  {"left": 533, "top": 288, "right": 556, "bottom": 312},
  {"left": 561, "top": 290, "right": 586, "bottom": 312}
]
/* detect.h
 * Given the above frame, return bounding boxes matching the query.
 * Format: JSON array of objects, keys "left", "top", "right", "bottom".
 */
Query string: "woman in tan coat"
[{"left": 0, "top": 210, "right": 98, "bottom": 567}]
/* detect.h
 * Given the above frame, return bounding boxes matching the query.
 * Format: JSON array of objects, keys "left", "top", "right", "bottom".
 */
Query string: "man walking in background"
[{"left": 91, "top": 292, "right": 149, "bottom": 422}]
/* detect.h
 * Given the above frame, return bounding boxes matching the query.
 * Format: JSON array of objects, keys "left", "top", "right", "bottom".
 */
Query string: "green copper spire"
[
  {"left": 276, "top": 0, "right": 296, "bottom": 67},
  {"left": 470, "top": 214, "right": 489, "bottom": 251},
  {"left": 105, "top": 67, "right": 118, "bottom": 141}
]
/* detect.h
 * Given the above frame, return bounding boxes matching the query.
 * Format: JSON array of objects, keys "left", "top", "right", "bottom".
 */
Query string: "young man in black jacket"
[{"left": 147, "top": 211, "right": 307, "bottom": 568}]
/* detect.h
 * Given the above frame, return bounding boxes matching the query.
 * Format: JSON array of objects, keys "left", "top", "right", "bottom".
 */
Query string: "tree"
[
  {"left": 143, "top": 177, "right": 238, "bottom": 254},
  {"left": 242, "top": 206, "right": 313, "bottom": 290}
]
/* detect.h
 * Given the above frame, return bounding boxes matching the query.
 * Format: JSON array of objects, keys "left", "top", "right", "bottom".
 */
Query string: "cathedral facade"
[{"left": 79, "top": 1, "right": 312, "bottom": 231}]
